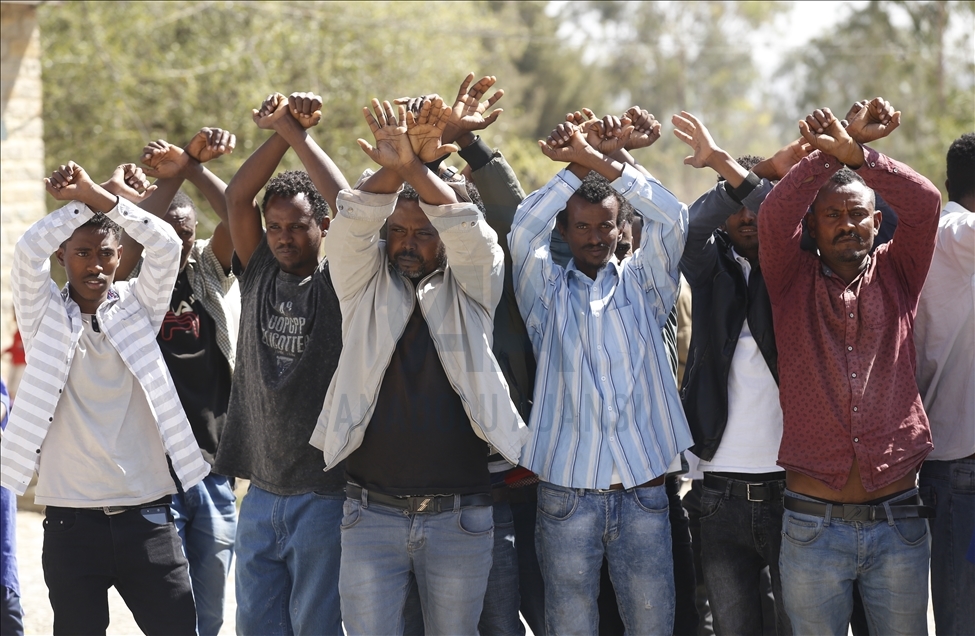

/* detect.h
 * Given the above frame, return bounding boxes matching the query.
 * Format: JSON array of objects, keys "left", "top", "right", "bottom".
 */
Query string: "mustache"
[
  {"left": 833, "top": 232, "right": 864, "bottom": 244},
  {"left": 394, "top": 249, "right": 421, "bottom": 261}
]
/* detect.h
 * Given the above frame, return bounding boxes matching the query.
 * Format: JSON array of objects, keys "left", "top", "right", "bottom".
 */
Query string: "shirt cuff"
[
  {"left": 558, "top": 167, "right": 583, "bottom": 191},
  {"left": 611, "top": 163, "right": 643, "bottom": 196},
  {"left": 458, "top": 136, "right": 496, "bottom": 173},
  {"left": 335, "top": 188, "right": 398, "bottom": 221}
]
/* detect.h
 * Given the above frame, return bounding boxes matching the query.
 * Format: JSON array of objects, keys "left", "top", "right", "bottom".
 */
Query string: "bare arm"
[{"left": 225, "top": 93, "right": 292, "bottom": 270}]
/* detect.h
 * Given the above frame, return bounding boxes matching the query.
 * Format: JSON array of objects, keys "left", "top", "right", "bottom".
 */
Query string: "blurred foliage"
[
  {"left": 39, "top": 0, "right": 975, "bottom": 236},
  {"left": 776, "top": 0, "right": 975, "bottom": 189}
]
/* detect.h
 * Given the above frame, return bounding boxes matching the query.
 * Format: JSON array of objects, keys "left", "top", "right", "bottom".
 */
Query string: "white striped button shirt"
[
  {"left": 508, "top": 164, "right": 692, "bottom": 489},
  {"left": 0, "top": 200, "right": 209, "bottom": 496}
]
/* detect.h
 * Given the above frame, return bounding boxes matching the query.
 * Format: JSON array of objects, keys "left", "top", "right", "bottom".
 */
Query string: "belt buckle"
[
  {"left": 102, "top": 506, "right": 127, "bottom": 516},
  {"left": 409, "top": 496, "right": 436, "bottom": 514},
  {"left": 844, "top": 505, "right": 872, "bottom": 522},
  {"left": 746, "top": 483, "right": 763, "bottom": 502}
]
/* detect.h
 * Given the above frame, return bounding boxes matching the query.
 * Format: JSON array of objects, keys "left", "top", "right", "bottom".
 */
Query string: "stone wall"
[{"left": 1, "top": 2, "right": 45, "bottom": 383}]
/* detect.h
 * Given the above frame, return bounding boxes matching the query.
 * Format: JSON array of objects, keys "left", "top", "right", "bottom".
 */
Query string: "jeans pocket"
[
  {"left": 457, "top": 505, "right": 494, "bottom": 536},
  {"left": 537, "top": 485, "right": 577, "bottom": 521},
  {"left": 699, "top": 487, "right": 723, "bottom": 521},
  {"left": 631, "top": 485, "right": 668, "bottom": 514},
  {"left": 43, "top": 510, "right": 77, "bottom": 534},
  {"left": 950, "top": 465, "right": 975, "bottom": 494},
  {"left": 341, "top": 498, "right": 362, "bottom": 530},
  {"left": 782, "top": 511, "right": 824, "bottom": 546},
  {"left": 890, "top": 517, "right": 929, "bottom": 546}
]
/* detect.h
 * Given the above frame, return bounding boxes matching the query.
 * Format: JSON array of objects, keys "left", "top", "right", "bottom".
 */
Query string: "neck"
[
  {"left": 954, "top": 194, "right": 975, "bottom": 213},
  {"left": 69, "top": 287, "right": 106, "bottom": 315},
  {"left": 824, "top": 256, "right": 869, "bottom": 285}
]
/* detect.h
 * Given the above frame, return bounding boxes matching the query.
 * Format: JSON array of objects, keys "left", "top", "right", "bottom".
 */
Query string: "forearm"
[
  {"left": 609, "top": 148, "right": 653, "bottom": 179},
  {"left": 705, "top": 149, "right": 749, "bottom": 187},
  {"left": 467, "top": 142, "right": 525, "bottom": 257},
  {"left": 757, "top": 150, "right": 838, "bottom": 285},
  {"left": 324, "top": 190, "right": 397, "bottom": 300},
  {"left": 400, "top": 159, "right": 456, "bottom": 206},
  {"left": 12, "top": 203, "right": 97, "bottom": 333},
  {"left": 226, "top": 133, "right": 290, "bottom": 266},
  {"left": 182, "top": 161, "right": 229, "bottom": 223},
  {"left": 274, "top": 117, "right": 349, "bottom": 213}
]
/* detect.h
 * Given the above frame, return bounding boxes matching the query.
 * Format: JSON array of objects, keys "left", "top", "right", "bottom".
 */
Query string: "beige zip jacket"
[{"left": 309, "top": 185, "right": 529, "bottom": 468}]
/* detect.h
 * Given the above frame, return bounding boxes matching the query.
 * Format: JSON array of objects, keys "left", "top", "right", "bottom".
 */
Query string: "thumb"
[
  {"left": 356, "top": 138, "right": 378, "bottom": 161},
  {"left": 441, "top": 143, "right": 460, "bottom": 155}
]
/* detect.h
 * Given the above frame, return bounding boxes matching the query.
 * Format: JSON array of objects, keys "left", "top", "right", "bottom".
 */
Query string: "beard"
[{"left": 390, "top": 243, "right": 447, "bottom": 279}]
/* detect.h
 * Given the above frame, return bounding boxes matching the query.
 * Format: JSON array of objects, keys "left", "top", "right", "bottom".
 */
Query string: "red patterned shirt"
[{"left": 758, "top": 147, "right": 941, "bottom": 492}]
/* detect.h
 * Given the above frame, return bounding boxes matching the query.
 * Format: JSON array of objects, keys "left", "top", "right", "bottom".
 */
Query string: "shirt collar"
[
  {"left": 565, "top": 256, "right": 622, "bottom": 285},
  {"left": 943, "top": 200, "right": 969, "bottom": 216}
]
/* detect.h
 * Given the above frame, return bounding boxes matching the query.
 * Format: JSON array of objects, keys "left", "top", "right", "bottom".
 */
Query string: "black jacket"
[{"left": 679, "top": 179, "right": 778, "bottom": 461}]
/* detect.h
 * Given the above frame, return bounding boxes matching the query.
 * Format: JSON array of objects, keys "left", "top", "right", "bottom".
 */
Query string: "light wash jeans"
[
  {"left": 535, "top": 481, "right": 675, "bottom": 635},
  {"left": 234, "top": 486, "right": 344, "bottom": 636},
  {"left": 339, "top": 493, "right": 494, "bottom": 635},
  {"left": 920, "top": 458, "right": 975, "bottom": 636},
  {"left": 171, "top": 473, "right": 237, "bottom": 636},
  {"left": 779, "top": 488, "right": 930, "bottom": 636}
]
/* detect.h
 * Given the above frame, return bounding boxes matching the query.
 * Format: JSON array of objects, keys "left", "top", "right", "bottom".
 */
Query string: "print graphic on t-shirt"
[
  {"left": 160, "top": 298, "right": 200, "bottom": 340},
  {"left": 262, "top": 300, "right": 310, "bottom": 377}
]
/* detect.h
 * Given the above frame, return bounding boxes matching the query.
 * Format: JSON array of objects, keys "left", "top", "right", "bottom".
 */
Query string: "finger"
[
  {"left": 683, "top": 155, "right": 696, "bottom": 166},
  {"left": 225, "top": 133, "right": 237, "bottom": 153},
  {"left": 393, "top": 97, "right": 413, "bottom": 105},
  {"left": 396, "top": 103, "right": 407, "bottom": 127},
  {"left": 582, "top": 108, "right": 596, "bottom": 121},
  {"left": 382, "top": 100, "right": 397, "bottom": 126},
  {"left": 457, "top": 72, "right": 475, "bottom": 102},
  {"left": 356, "top": 138, "right": 379, "bottom": 161},
  {"left": 672, "top": 128, "right": 694, "bottom": 146},
  {"left": 483, "top": 89, "right": 503, "bottom": 109},
  {"left": 369, "top": 98, "right": 386, "bottom": 127},
  {"left": 798, "top": 120, "right": 817, "bottom": 144},
  {"left": 362, "top": 105, "right": 381, "bottom": 132},
  {"left": 482, "top": 109, "right": 503, "bottom": 126},
  {"left": 440, "top": 143, "right": 460, "bottom": 155}
]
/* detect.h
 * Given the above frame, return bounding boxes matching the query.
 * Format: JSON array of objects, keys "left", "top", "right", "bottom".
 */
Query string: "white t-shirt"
[
  {"left": 34, "top": 314, "right": 175, "bottom": 507},
  {"left": 698, "top": 252, "right": 783, "bottom": 474}
]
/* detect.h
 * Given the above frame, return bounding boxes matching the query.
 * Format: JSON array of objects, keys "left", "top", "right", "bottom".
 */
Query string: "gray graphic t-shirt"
[{"left": 215, "top": 239, "right": 344, "bottom": 495}]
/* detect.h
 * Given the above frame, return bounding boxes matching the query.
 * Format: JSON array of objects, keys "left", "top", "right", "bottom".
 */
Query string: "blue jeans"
[
  {"left": 779, "top": 489, "right": 930, "bottom": 636},
  {"left": 234, "top": 486, "right": 343, "bottom": 636},
  {"left": 920, "top": 458, "right": 975, "bottom": 636},
  {"left": 699, "top": 477, "right": 790, "bottom": 635},
  {"left": 171, "top": 473, "right": 237, "bottom": 636},
  {"left": 535, "top": 481, "right": 675, "bottom": 635},
  {"left": 339, "top": 492, "right": 494, "bottom": 635}
]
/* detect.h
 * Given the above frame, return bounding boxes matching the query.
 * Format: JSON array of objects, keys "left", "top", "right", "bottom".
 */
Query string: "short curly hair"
[
  {"left": 947, "top": 132, "right": 975, "bottom": 202},
  {"left": 716, "top": 155, "right": 766, "bottom": 182},
  {"left": 557, "top": 171, "right": 627, "bottom": 228},
  {"left": 262, "top": 170, "right": 330, "bottom": 223}
]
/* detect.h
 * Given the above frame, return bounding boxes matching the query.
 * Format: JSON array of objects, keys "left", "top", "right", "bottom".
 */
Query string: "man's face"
[
  {"left": 558, "top": 194, "right": 620, "bottom": 280},
  {"left": 722, "top": 205, "right": 759, "bottom": 257},
  {"left": 807, "top": 181, "right": 880, "bottom": 269},
  {"left": 615, "top": 221, "right": 633, "bottom": 261},
  {"left": 264, "top": 193, "right": 328, "bottom": 277},
  {"left": 164, "top": 206, "right": 197, "bottom": 270},
  {"left": 56, "top": 226, "right": 122, "bottom": 314},
  {"left": 386, "top": 198, "right": 446, "bottom": 279}
]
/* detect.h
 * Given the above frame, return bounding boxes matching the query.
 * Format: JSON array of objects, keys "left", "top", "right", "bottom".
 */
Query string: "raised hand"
[
  {"left": 185, "top": 127, "right": 236, "bottom": 163},
  {"left": 252, "top": 92, "right": 290, "bottom": 130},
  {"left": 102, "top": 163, "right": 156, "bottom": 202},
  {"left": 845, "top": 96, "right": 900, "bottom": 144},
  {"left": 443, "top": 73, "right": 504, "bottom": 143},
  {"left": 140, "top": 140, "right": 190, "bottom": 179},
  {"left": 405, "top": 96, "right": 460, "bottom": 163},
  {"left": 763, "top": 139, "right": 812, "bottom": 180},
  {"left": 538, "top": 121, "right": 591, "bottom": 164},
  {"left": 357, "top": 99, "right": 417, "bottom": 170},
  {"left": 624, "top": 106, "right": 661, "bottom": 150},
  {"left": 45, "top": 161, "right": 98, "bottom": 202},
  {"left": 288, "top": 92, "right": 323, "bottom": 129},
  {"left": 672, "top": 111, "right": 721, "bottom": 169},
  {"left": 798, "top": 108, "right": 864, "bottom": 168}
]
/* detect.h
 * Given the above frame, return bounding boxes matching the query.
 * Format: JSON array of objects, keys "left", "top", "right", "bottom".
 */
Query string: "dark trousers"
[
  {"left": 699, "top": 475, "right": 791, "bottom": 636},
  {"left": 42, "top": 503, "right": 196, "bottom": 636}
]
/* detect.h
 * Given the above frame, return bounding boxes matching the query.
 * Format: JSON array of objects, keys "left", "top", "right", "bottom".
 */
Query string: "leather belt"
[
  {"left": 47, "top": 496, "right": 172, "bottom": 517},
  {"left": 591, "top": 474, "right": 666, "bottom": 493},
  {"left": 346, "top": 484, "right": 492, "bottom": 514},
  {"left": 704, "top": 473, "right": 784, "bottom": 502},
  {"left": 784, "top": 495, "right": 935, "bottom": 522}
]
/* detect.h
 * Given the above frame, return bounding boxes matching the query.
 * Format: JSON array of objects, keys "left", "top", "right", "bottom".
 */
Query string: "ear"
[
  {"left": 116, "top": 243, "right": 124, "bottom": 260},
  {"left": 804, "top": 210, "right": 816, "bottom": 238},
  {"left": 56, "top": 246, "right": 66, "bottom": 267},
  {"left": 556, "top": 221, "right": 567, "bottom": 240},
  {"left": 320, "top": 216, "right": 331, "bottom": 234},
  {"left": 872, "top": 209, "right": 882, "bottom": 235}
]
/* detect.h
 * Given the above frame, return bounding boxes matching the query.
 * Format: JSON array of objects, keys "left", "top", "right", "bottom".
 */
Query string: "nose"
[{"left": 741, "top": 208, "right": 757, "bottom": 223}]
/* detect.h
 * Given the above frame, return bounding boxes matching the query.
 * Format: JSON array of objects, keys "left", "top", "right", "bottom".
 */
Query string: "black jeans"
[
  {"left": 699, "top": 475, "right": 791, "bottom": 636},
  {"left": 42, "top": 502, "right": 196, "bottom": 636}
]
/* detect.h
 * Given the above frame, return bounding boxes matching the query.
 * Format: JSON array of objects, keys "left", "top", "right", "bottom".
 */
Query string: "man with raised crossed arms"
[
  {"left": 310, "top": 96, "right": 528, "bottom": 635},
  {"left": 758, "top": 100, "right": 941, "bottom": 635}
]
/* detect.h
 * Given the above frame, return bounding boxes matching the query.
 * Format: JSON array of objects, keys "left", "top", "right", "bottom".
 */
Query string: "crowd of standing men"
[{"left": 0, "top": 71, "right": 972, "bottom": 636}]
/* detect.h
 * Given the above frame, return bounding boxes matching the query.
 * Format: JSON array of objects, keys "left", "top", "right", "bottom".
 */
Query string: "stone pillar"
[{"left": 1, "top": 2, "right": 45, "bottom": 385}]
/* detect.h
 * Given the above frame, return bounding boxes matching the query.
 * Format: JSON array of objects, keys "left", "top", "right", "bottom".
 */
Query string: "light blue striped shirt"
[{"left": 508, "top": 164, "right": 692, "bottom": 489}]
